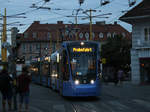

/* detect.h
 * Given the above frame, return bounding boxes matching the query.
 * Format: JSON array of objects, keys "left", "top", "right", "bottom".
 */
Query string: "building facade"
[
  {"left": 120, "top": 0, "right": 150, "bottom": 84},
  {"left": 16, "top": 21, "right": 131, "bottom": 63}
]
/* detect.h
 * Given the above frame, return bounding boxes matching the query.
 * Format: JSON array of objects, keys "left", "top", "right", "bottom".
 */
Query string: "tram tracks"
[{"left": 71, "top": 103, "right": 97, "bottom": 112}]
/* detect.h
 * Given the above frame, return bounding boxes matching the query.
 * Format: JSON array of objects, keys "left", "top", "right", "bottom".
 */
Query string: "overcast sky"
[{"left": 0, "top": 0, "right": 142, "bottom": 34}]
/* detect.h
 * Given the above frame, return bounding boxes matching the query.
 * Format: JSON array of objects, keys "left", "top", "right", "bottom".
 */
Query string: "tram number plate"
[{"left": 83, "top": 80, "right": 86, "bottom": 83}]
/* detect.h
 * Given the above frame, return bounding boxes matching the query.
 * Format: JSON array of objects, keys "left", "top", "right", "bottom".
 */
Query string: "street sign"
[{"left": 102, "top": 58, "right": 106, "bottom": 64}]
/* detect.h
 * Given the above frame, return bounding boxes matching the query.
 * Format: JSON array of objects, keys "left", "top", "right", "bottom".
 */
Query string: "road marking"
[
  {"left": 133, "top": 99, "right": 150, "bottom": 109},
  {"left": 108, "top": 100, "right": 130, "bottom": 110},
  {"left": 53, "top": 104, "right": 66, "bottom": 112},
  {"left": 29, "top": 106, "right": 44, "bottom": 112},
  {"left": 82, "top": 103, "right": 97, "bottom": 112},
  {"left": 100, "top": 102, "right": 116, "bottom": 112},
  {"left": 74, "top": 103, "right": 97, "bottom": 112}
]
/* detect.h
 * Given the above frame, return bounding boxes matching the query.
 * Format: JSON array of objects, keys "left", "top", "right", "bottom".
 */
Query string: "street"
[{"left": 1, "top": 82, "right": 150, "bottom": 112}]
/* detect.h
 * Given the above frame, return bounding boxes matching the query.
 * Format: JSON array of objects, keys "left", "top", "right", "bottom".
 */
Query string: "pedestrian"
[
  {"left": 17, "top": 66, "right": 31, "bottom": 112},
  {"left": 117, "top": 68, "right": 124, "bottom": 85},
  {"left": 0, "top": 68, "right": 13, "bottom": 112}
]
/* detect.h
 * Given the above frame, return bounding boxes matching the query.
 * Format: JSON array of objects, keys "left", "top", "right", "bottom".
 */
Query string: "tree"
[{"left": 101, "top": 35, "right": 131, "bottom": 69}]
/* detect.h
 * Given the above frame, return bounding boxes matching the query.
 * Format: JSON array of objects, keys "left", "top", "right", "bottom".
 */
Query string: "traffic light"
[{"left": 102, "top": 58, "right": 106, "bottom": 64}]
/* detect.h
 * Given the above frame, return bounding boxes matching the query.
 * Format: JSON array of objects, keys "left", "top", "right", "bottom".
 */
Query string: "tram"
[{"left": 50, "top": 41, "right": 101, "bottom": 96}]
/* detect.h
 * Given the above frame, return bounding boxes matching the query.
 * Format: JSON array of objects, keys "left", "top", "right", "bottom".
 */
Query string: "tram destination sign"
[{"left": 73, "top": 48, "right": 93, "bottom": 52}]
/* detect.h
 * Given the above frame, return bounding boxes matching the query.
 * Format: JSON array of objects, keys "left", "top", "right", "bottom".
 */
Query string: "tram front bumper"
[{"left": 72, "top": 84, "right": 100, "bottom": 96}]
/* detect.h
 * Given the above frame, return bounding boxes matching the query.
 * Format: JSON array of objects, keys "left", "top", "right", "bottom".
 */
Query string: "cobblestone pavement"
[{"left": 0, "top": 82, "right": 150, "bottom": 112}]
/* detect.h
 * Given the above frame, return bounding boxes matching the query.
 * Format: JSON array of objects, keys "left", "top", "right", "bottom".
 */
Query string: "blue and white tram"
[{"left": 50, "top": 41, "right": 101, "bottom": 96}]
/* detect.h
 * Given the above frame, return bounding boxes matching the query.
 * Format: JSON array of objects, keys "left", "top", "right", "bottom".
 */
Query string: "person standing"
[
  {"left": 17, "top": 66, "right": 31, "bottom": 112},
  {"left": 0, "top": 68, "right": 13, "bottom": 112},
  {"left": 117, "top": 68, "right": 124, "bottom": 85}
]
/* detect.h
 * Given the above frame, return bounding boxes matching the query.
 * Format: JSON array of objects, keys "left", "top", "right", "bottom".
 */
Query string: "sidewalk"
[
  {"left": 0, "top": 84, "right": 53, "bottom": 112},
  {"left": 102, "top": 81, "right": 150, "bottom": 101}
]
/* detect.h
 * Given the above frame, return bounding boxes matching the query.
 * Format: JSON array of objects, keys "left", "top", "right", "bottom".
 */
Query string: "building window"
[
  {"left": 107, "top": 32, "right": 111, "bottom": 38},
  {"left": 122, "top": 32, "right": 126, "bottom": 38},
  {"left": 144, "top": 28, "right": 150, "bottom": 41},
  {"left": 79, "top": 33, "right": 83, "bottom": 39},
  {"left": 24, "top": 33, "right": 28, "bottom": 38},
  {"left": 30, "top": 56, "right": 32, "bottom": 61},
  {"left": 52, "top": 43, "right": 56, "bottom": 52},
  {"left": 47, "top": 32, "right": 51, "bottom": 39},
  {"left": 22, "top": 44, "right": 26, "bottom": 52},
  {"left": 36, "top": 43, "right": 39, "bottom": 50},
  {"left": 113, "top": 32, "right": 116, "bottom": 38},
  {"left": 99, "top": 33, "right": 104, "bottom": 38},
  {"left": 85, "top": 32, "right": 89, "bottom": 40},
  {"left": 92, "top": 32, "right": 95, "bottom": 39},
  {"left": 29, "top": 44, "right": 32, "bottom": 52},
  {"left": 33, "top": 32, "right": 37, "bottom": 38}
]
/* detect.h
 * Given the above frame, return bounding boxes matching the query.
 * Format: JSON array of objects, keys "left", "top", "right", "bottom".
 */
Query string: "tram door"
[
  {"left": 140, "top": 58, "right": 150, "bottom": 83},
  {"left": 59, "top": 50, "right": 70, "bottom": 94},
  {"left": 61, "top": 50, "right": 69, "bottom": 81}
]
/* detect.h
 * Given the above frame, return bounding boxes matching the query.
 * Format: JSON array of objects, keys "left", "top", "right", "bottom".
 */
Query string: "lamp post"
[
  {"left": 37, "top": 57, "right": 41, "bottom": 84},
  {"left": 38, "top": 42, "right": 42, "bottom": 84},
  {"left": 44, "top": 47, "right": 49, "bottom": 87},
  {"left": 48, "top": 56, "right": 51, "bottom": 86}
]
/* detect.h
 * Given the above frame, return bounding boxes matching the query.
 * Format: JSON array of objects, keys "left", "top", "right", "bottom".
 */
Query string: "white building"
[{"left": 120, "top": 0, "right": 150, "bottom": 84}]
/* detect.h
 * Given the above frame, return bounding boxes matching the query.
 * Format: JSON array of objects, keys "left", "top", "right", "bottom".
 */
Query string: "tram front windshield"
[{"left": 69, "top": 46, "right": 97, "bottom": 78}]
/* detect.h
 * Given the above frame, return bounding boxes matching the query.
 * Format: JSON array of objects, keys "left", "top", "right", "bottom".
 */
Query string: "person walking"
[
  {"left": 0, "top": 68, "right": 13, "bottom": 112},
  {"left": 17, "top": 66, "right": 31, "bottom": 112}
]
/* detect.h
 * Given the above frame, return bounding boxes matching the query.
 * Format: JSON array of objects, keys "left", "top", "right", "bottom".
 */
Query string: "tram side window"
[
  {"left": 63, "top": 51, "right": 69, "bottom": 81},
  {"left": 57, "top": 63, "right": 59, "bottom": 78}
]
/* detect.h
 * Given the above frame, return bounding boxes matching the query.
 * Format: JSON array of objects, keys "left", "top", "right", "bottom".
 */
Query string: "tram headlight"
[
  {"left": 55, "top": 74, "right": 58, "bottom": 78},
  {"left": 51, "top": 74, "right": 55, "bottom": 77},
  {"left": 80, "top": 42, "right": 84, "bottom": 46},
  {"left": 75, "top": 80, "right": 80, "bottom": 85},
  {"left": 90, "top": 80, "right": 95, "bottom": 84},
  {"left": 51, "top": 74, "right": 58, "bottom": 78}
]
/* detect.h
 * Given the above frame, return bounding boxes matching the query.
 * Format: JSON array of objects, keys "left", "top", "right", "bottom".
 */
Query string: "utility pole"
[
  {"left": 82, "top": 9, "right": 111, "bottom": 41},
  {"left": 57, "top": 29, "right": 59, "bottom": 50},
  {"left": 75, "top": 16, "right": 78, "bottom": 41},
  {"left": 49, "top": 33, "right": 52, "bottom": 86},
  {"left": 1, "top": 8, "right": 7, "bottom": 63},
  {"left": 83, "top": 9, "right": 96, "bottom": 40},
  {"left": 50, "top": 33, "right": 52, "bottom": 54},
  {"left": 38, "top": 42, "right": 42, "bottom": 84}
]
